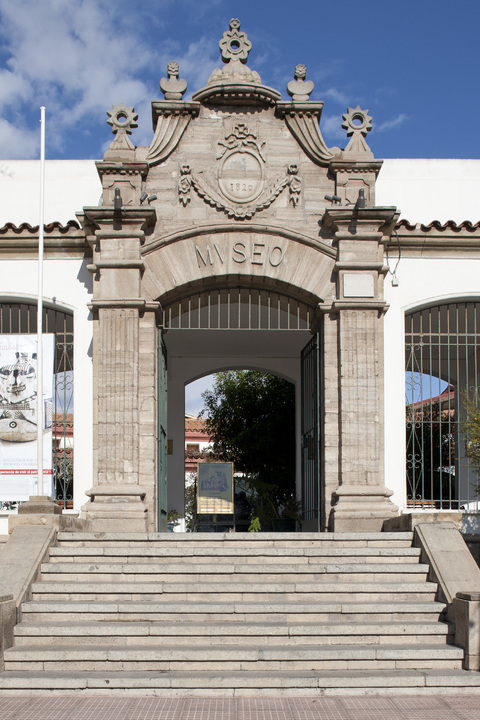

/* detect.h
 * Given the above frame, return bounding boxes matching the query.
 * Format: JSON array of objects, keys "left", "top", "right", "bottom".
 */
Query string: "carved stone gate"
[{"left": 80, "top": 19, "right": 399, "bottom": 532}]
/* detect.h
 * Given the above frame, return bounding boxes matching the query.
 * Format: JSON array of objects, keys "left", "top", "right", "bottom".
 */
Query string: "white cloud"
[
  {"left": 0, "top": 0, "right": 221, "bottom": 157},
  {"left": 376, "top": 113, "right": 409, "bottom": 132},
  {"left": 320, "top": 113, "right": 345, "bottom": 140},
  {"left": 322, "top": 87, "right": 350, "bottom": 106},
  {"left": 0, "top": 118, "right": 38, "bottom": 158}
]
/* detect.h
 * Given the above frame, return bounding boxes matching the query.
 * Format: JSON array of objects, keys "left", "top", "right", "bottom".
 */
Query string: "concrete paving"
[{"left": 1, "top": 694, "right": 480, "bottom": 719}]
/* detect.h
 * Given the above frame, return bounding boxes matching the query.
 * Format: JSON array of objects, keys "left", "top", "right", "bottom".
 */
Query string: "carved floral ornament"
[{"left": 178, "top": 122, "right": 302, "bottom": 219}]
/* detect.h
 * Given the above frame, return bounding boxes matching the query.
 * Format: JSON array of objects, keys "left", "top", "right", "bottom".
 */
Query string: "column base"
[
  {"left": 331, "top": 485, "right": 398, "bottom": 532},
  {"left": 81, "top": 484, "right": 149, "bottom": 532}
]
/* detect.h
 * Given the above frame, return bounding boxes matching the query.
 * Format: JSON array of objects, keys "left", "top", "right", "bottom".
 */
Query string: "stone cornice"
[
  {"left": 82, "top": 207, "right": 156, "bottom": 238},
  {"left": 95, "top": 161, "right": 149, "bottom": 178},
  {"left": 192, "top": 83, "right": 280, "bottom": 106},
  {"left": 323, "top": 207, "right": 400, "bottom": 237},
  {"left": 150, "top": 101, "right": 200, "bottom": 129},
  {"left": 329, "top": 160, "right": 383, "bottom": 175}
]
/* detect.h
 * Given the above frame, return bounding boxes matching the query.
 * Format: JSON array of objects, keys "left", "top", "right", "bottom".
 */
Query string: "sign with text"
[
  {"left": 197, "top": 462, "right": 234, "bottom": 514},
  {"left": 0, "top": 334, "right": 55, "bottom": 500}
]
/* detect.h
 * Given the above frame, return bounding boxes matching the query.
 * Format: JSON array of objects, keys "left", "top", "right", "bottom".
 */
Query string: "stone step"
[
  {"left": 48, "top": 546, "right": 422, "bottom": 561},
  {"left": 38, "top": 562, "right": 430, "bottom": 584},
  {"left": 30, "top": 580, "right": 438, "bottom": 603},
  {"left": 1, "top": 668, "right": 480, "bottom": 696},
  {"left": 4, "top": 643, "right": 464, "bottom": 672},
  {"left": 55, "top": 531, "right": 415, "bottom": 549},
  {"left": 13, "top": 620, "right": 453, "bottom": 647},
  {"left": 19, "top": 599, "right": 447, "bottom": 623}
]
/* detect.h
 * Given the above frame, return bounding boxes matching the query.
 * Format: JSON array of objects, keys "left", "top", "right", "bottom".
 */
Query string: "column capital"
[
  {"left": 322, "top": 206, "right": 399, "bottom": 239},
  {"left": 82, "top": 206, "right": 156, "bottom": 239}
]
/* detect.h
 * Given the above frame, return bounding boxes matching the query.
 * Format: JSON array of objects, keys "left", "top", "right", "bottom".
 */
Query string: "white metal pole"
[{"left": 36, "top": 106, "right": 45, "bottom": 497}]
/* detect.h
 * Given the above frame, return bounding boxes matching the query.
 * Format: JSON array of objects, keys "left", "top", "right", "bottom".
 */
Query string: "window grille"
[
  {"left": 0, "top": 301, "right": 73, "bottom": 509},
  {"left": 161, "top": 288, "right": 313, "bottom": 330},
  {"left": 405, "top": 301, "right": 480, "bottom": 511}
]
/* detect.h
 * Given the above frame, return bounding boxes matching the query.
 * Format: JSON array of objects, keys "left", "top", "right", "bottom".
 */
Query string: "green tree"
[
  {"left": 462, "top": 392, "right": 480, "bottom": 494},
  {"left": 200, "top": 371, "right": 296, "bottom": 526}
]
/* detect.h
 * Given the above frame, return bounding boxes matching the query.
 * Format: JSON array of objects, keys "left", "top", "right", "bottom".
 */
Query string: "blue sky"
[{"left": 0, "top": 0, "right": 479, "bottom": 161}]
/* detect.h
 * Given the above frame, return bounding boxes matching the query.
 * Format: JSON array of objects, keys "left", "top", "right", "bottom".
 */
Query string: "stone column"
[
  {"left": 323, "top": 207, "right": 399, "bottom": 531},
  {"left": 81, "top": 207, "right": 157, "bottom": 531}
]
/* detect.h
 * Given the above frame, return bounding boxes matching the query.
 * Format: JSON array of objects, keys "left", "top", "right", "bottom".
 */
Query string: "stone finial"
[
  {"left": 219, "top": 18, "right": 252, "bottom": 64},
  {"left": 287, "top": 64, "right": 314, "bottom": 102},
  {"left": 105, "top": 103, "right": 138, "bottom": 157},
  {"left": 341, "top": 105, "right": 374, "bottom": 157},
  {"left": 160, "top": 61, "right": 187, "bottom": 100},
  {"left": 106, "top": 103, "right": 138, "bottom": 136}
]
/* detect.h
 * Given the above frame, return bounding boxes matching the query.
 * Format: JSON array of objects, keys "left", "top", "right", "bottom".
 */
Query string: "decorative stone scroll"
[
  {"left": 146, "top": 104, "right": 199, "bottom": 166},
  {"left": 177, "top": 163, "right": 302, "bottom": 219},
  {"left": 276, "top": 104, "right": 338, "bottom": 167}
]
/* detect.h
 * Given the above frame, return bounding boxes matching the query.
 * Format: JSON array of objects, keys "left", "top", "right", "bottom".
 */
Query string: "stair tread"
[{"left": 5, "top": 642, "right": 464, "bottom": 658}]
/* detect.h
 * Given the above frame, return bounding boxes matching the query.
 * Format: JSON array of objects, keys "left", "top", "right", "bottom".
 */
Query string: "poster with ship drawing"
[{"left": 0, "top": 335, "right": 55, "bottom": 500}]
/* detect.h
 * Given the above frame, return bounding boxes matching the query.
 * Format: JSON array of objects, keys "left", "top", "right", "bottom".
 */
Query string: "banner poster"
[
  {"left": 0, "top": 335, "right": 55, "bottom": 501},
  {"left": 197, "top": 462, "right": 234, "bottom": 514}
]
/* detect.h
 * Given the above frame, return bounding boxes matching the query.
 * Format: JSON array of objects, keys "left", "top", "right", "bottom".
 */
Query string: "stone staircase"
[{"left": 1, "top": 531, "right": 480, "bottom": 696}]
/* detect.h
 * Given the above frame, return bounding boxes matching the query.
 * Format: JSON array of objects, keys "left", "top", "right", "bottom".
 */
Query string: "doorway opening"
[
  {"left": 158, "top": 283, "right": 323, "bottom": 532},
  {"left": 183, "top": 370, "right": 296, "bottom": 533}
]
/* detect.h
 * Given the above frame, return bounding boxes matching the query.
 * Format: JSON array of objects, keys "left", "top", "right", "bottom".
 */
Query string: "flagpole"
[{"left": 36, "top": 106, "right": 45, "bottom": 496}]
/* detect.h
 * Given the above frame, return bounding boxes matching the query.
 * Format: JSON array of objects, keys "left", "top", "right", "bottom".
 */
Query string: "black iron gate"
[
  {"left": 301, "top": 332, "right": 322, "bottom": 530},
  {"left": 405, "top": 301, "right": 480, "bottom": 511},
  {"left": 157, "top": 334, "right": 168, "bottom": 531}
]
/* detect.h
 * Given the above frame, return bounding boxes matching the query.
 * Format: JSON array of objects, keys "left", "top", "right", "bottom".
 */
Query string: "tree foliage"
[
  {"left": 462, "top": 392, "right": 480, "bottom": 493},
  {"left": 200, "top": 371, "right": 296, "bottom": 513}
]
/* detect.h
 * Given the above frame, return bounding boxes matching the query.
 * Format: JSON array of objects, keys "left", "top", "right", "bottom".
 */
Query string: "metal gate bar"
[
  {"left": 405, "top": 301, "right": 480, "bottom": 511},
  {"left": 162, "top": 289, "right": 312, "bottom": 330}
]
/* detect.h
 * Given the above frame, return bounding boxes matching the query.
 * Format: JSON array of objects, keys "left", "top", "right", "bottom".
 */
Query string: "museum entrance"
[{"left": 157, "top": 286, "right": 323, "bottom": 532}]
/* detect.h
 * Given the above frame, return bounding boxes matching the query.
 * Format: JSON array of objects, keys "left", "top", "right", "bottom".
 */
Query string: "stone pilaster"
[
  {"left": 323, "top": 207, "right": 399, "bottom": 531},
  {"left": 80, "top": 206, "right": 157, "bottom": 531}
]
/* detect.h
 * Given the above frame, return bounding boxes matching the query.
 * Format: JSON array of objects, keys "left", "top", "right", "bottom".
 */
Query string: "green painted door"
[{"left": 157, "top": 334, "right": 168, "bottom": 531}]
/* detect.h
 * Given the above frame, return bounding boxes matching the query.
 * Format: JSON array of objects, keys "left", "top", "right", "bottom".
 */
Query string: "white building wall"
[
  {"left": 379, "top": 159, "right": 480, "bottom": 512},
  {"left": 0, "top": 160, "right": 100, "bottom": 226},
  {"left": 0, "top": 161, "right": 99, "bottom": 525},
  {"left": 0, "top": 258, "right": 94, "bottom": 511},
  {"left": 377, "top": 159, "right": 480, "bottom": 224}
]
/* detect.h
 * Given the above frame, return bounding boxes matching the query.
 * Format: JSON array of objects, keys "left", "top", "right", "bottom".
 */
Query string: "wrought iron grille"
[
  {"left": 0, "top": 300, "right": 74, "bottom": 509},
  {"left": 161, "top": 288, "right": 313, "bottom": 330},
  {"left": 405, "top": 301, "right": 480, "bottom": 511}
]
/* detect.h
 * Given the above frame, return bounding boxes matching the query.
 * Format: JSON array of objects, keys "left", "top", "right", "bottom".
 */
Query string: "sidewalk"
[{"left": 1, "top": 695, "right": 480, "bottom": 720}]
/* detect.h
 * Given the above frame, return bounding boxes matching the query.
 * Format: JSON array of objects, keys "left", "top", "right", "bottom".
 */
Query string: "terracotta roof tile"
[
  {"left": 0, "top": 220, "right": 81, "bottom": 235},
  {"left": 396, "top": 219, "right": 480, "bottom": 232}
]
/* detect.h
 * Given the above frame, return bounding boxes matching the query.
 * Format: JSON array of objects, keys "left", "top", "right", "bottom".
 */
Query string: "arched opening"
[
  {"left": 405, "top": 300, "right": 480, "bottom": 511},
  {"left": 159, "top": 283, "right": 322, "bottom": 531},
  {"left": 183, "top": 370, "right": 296, "bottom": 533}
]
